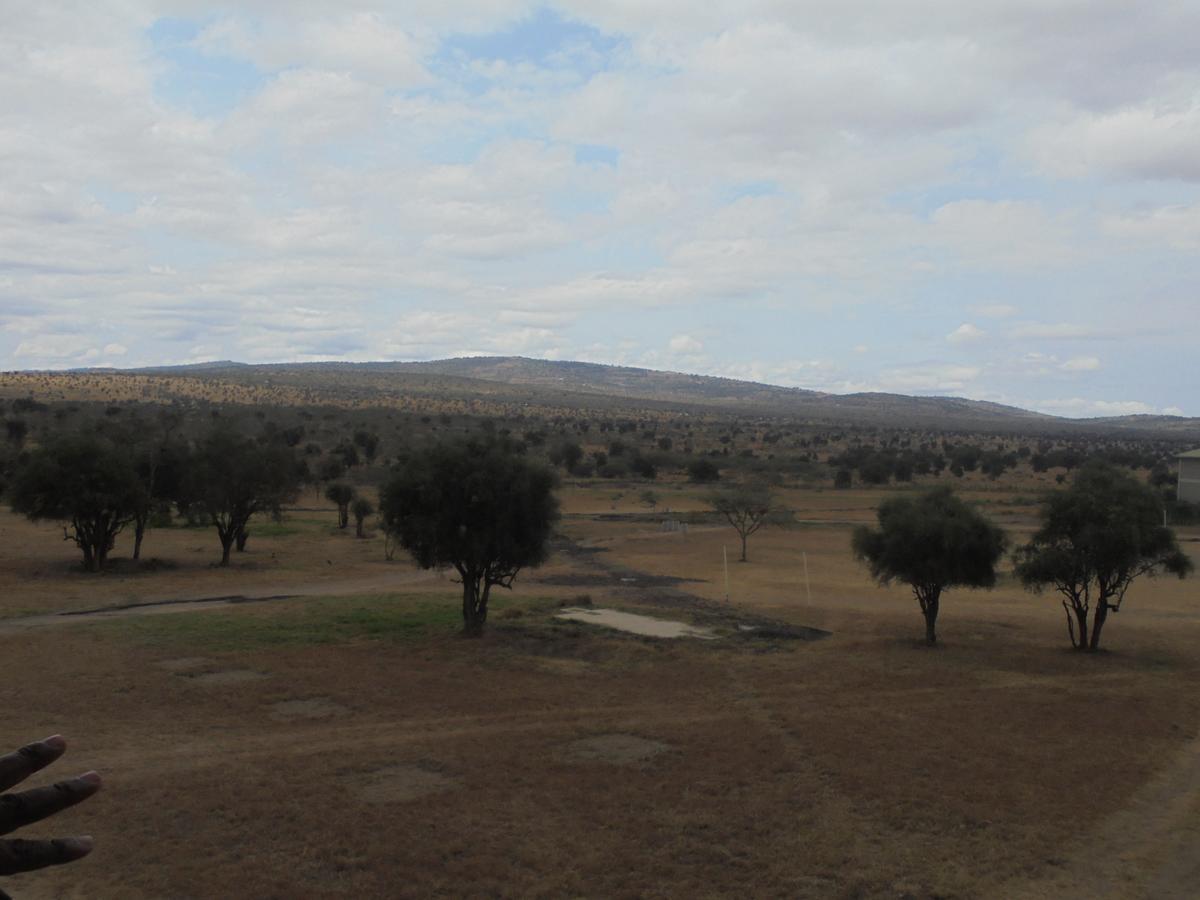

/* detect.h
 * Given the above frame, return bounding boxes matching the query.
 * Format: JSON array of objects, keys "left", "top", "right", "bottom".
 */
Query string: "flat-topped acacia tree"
[
  {"left": 852, "top": 486, "right": 1007, "bottom": 646},
  {"left": 379, "top": 435, "right": 560, "bottom": 636}
]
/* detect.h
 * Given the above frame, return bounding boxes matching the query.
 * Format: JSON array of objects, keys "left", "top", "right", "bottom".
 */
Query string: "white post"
[
  {"left": 803, "top": 551, "right": 812, "bottom": 606},
  {"left": 723, "top": 545, "right": 730, "bottom": 603}
]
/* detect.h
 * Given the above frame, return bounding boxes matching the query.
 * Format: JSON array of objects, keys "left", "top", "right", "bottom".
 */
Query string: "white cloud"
[
  {"left": 1027, "top": 102, "right": 1200, "bottom": 183},
  {"left": 946, "top": 323, "right": 985, "bottom": 343},
  {"left": 668, "top": 334, "right": 704, "bottom": 354},
  {"left": 1010, "top": 322, "right": 1117, "bottom": 340},
  {"left": 1059, "top": 356, "right": 1100, "bottom": 372}
]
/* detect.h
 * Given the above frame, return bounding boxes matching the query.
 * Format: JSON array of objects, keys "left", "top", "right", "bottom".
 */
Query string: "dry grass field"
[{"left": 2, "top": 479, "right": 1198, "bottom": 899}]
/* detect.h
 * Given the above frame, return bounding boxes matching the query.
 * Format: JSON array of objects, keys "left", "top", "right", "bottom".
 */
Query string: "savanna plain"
[{"left": 2, "top": 373, "right": 1198, "bottom": 900}]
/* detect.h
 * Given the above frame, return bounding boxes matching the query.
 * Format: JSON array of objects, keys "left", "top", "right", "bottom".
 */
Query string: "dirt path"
[
  {"left": 0, "top": 569, "right": 441, "bottom": 633},
  {"left": 1002, "top": 730, "right": 1200, "bottom": 899}
]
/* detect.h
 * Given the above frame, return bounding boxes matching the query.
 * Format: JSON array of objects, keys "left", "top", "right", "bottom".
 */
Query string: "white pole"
[
  {"left": 803, "top": 551, "right": 812, "bottom": 606},
  {"left": 724, "top": 545, "right": 730, "bottom": 603}
]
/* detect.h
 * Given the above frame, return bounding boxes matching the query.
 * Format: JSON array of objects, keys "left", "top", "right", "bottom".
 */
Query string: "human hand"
[{"left": 0, "top": 736, "right": 100, "bottom": 897}]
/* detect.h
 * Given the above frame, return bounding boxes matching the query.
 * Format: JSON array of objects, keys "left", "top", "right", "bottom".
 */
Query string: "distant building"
[{"left": 1179, "top": 450, "right": 1200, "bottom": 503}]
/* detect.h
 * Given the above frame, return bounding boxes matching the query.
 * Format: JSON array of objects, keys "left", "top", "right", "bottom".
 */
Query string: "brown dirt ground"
[{"left": 2, "top": 483, "right": 1198, "bottom": 899}]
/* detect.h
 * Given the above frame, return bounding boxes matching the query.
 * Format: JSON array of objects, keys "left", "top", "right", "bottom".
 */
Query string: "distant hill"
[{"left": 6, "top": 355, "right": 1196, "bottom": 438}]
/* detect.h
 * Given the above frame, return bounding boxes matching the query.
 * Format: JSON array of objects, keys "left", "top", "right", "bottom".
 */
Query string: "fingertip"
[
  {"left": 41, "top": 735, "right": 66, "bottom": 752},
  {"left": 63, "top": 836, "right": 94, "bottom": 859},
  {"left": 78, "top": 770, "right": 103, "bottom": 790}
]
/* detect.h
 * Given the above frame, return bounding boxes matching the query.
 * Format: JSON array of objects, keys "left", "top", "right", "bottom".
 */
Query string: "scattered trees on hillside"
[
  {"left": 1014, "top": 462, "right": 1193, "bottom": 651},
  {"left": 184, "top": 428, "right": 302, "bottom": 565},
  {"left": 687, "top": 459, "right": 721, "bottom": 483},
  {"left": 708, "top": 484, "right": 788, "bottom": 562},
  {"left": 379, "top": 436, "right": 559, "bottom": 636},
  {"left": 8, "top": 433, "right": 143, "bottom": 571},
  {"left": 852, "top": 487, "right": 1007, "bottom": 646}
]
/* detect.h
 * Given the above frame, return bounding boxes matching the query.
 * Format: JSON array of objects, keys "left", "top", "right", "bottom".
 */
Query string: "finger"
[
  {"left": 0, "top": 772, "right": 102, "bottom": 837},
  {"left": 0, "top": 737, "right": 65, "bottom": 793},
  {"left": 0, "top": 836, "right": 93, "bottom": 876}
]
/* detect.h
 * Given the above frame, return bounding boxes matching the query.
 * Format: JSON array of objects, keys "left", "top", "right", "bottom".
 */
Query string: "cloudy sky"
[{"left": 2, "top": 2, "right": 1197, "bottom": 416}]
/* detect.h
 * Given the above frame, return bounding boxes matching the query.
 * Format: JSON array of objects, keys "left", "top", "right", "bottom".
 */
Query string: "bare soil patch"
[
  {"left": 566, "top": 733, "right": 671, "bottom": 765},
  {"left": 269, "top": 698, "right": 349, "bottom": 721},
  {"left": 156, "top": 656, "right": 214, "bottom": 672},
  {"left": 352, "top": 764, "right": 459, "bottom": 804},
  {"left": 183, "top": 669, "right": 269, "bottom": 686}
]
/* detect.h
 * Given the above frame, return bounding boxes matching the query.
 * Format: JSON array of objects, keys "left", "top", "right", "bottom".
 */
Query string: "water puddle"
[{"left": 556, "top": 606, "right": 716, "bottom": 639}]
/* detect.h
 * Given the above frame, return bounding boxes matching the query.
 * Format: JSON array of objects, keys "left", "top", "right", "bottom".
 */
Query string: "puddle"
[
  {"left": 269, "top": 698, "right": 348, "bottom": 721},
  {"left": 184, "top": 669, "right": 268, "bottom": 686},
  {"left": 352, "top": 765, "right": 458, "bottom": 804},
  {"left": 556, "top": 607, "right": 716, "bottom": 639},
  {"left": 567, "top": 734, "right": 670, "bottom": 765}
]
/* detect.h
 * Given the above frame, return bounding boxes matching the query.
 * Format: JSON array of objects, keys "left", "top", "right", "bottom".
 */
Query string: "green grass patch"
[
  {"left": 246, "top": 520, "right": 305, "bottom": 538},
  {"left": 100, "top": 592, "right": 555, "bottom": 651}
]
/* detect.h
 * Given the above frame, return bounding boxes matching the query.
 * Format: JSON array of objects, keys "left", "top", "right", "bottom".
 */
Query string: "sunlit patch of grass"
[
  {"left": 246, "top": 520, "right": 305, "bottom": 538},
  {"left": 100, "top": 592, "right": 557, "bottom": 651}
]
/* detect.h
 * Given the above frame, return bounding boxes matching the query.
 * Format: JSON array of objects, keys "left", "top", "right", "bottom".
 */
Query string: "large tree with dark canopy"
[
  {"left": 183, "top": 427, "right": 302, "bottom": 566},
  {"left": 379, "top": 435, "right": 559, "bottom": 636},
  {"left": 8, "top": 432, "right": 143, "bottom": 571},
  {"left": 325, "top": 483, "right": 355, "bottom": 529},
  {"left": 852, "top": 486, "right": 1007, "bottom": 646},
  {"left": 1014, "top": 462, "right": 1193, "bottom": 651}
]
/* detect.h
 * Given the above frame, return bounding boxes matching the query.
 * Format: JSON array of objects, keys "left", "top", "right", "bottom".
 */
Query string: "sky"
[{"left": 1, "top": 2, "right": 1198, "bottom": 417}]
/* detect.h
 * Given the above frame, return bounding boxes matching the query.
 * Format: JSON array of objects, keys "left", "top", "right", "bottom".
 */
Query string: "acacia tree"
[
  {"left": 184, "top": 428, "right": 302, "bottom": 566},
  {"left": 379, "top": 435, "right": 559, "bottom": 636},
  {"left": 708, "top": 484, "right": 788, "bottom": 562},
  {"left": 118, "top": 412, "right": 186, "bottom": 561},
  {"left": 8, "top": 432, "right": 142, "bottom": 571},
  {"left": 1014, "top": 462, "right": 1193, "bottom": 651},
  {"left": 852, "top": 486, "right": 1007, "bottom": 645},
  {"left": 325, "top": 483, "right": 355, "bottom": 529},
  {"left": 352, "top": 496, "right": 374, "bottom": 538}
]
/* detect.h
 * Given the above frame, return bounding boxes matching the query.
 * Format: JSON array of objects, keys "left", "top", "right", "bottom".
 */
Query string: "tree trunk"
[
  {"left": 220, "top": 536, "right": 233, "bottom": 566},
  {"left": 235, "top": 527, "right": 249, "bottom": 552},
  {"left": 338, "top": 504, "right": 349, "bottom": 529},
  {"left": 921, "top": 590, "right": 940, "bottom": 646},
  {"left": 133, "top": 516, "right": 146, "bottom": 561},
  {"left": 1071, "top": 604, "right": 1090, "bottom": 651},
  {"left": 460, "top": 576, "right": 489, "bottom": 637},
  {"left": 355, "top": 518, "right": 365, "bottom": 538},
  {"left": 740, "top": 532, "right": 748, "bottom": 562},
  {"left": 81, "top": 542, "right": 97, "bottom": 573},
  {"left": 1088, "top": 600, "right": 1110, "bottom": 651}
]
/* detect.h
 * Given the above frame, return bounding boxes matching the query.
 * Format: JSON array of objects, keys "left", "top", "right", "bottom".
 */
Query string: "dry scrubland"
[{"left": 2, "top": 475, "right": 1198, "bottom": 900}]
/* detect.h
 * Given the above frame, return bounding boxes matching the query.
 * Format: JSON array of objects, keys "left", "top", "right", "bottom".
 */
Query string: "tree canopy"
[
  {"left": 708, "top": 483, "right": 788, "bottom": 562},
  {"left": 183, "top": 427, "right": 302, "bottom": 566},
  {"left": 1013, "top": 461, "right": 1193, "bottom": 651},
  {"left": 8, "top": 432, "right": 143, "bottom": 571},
  {"left": 378, "top": 435, "right": 559, "bottom": 635},
  {"left": 852, "top": 486, "right": 1007, "bottom": 645}
]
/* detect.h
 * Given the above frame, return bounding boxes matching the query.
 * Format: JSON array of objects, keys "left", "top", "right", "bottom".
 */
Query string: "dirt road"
[{"left": 1006, "top": 729, "right": 1200, "bottom": 899}]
